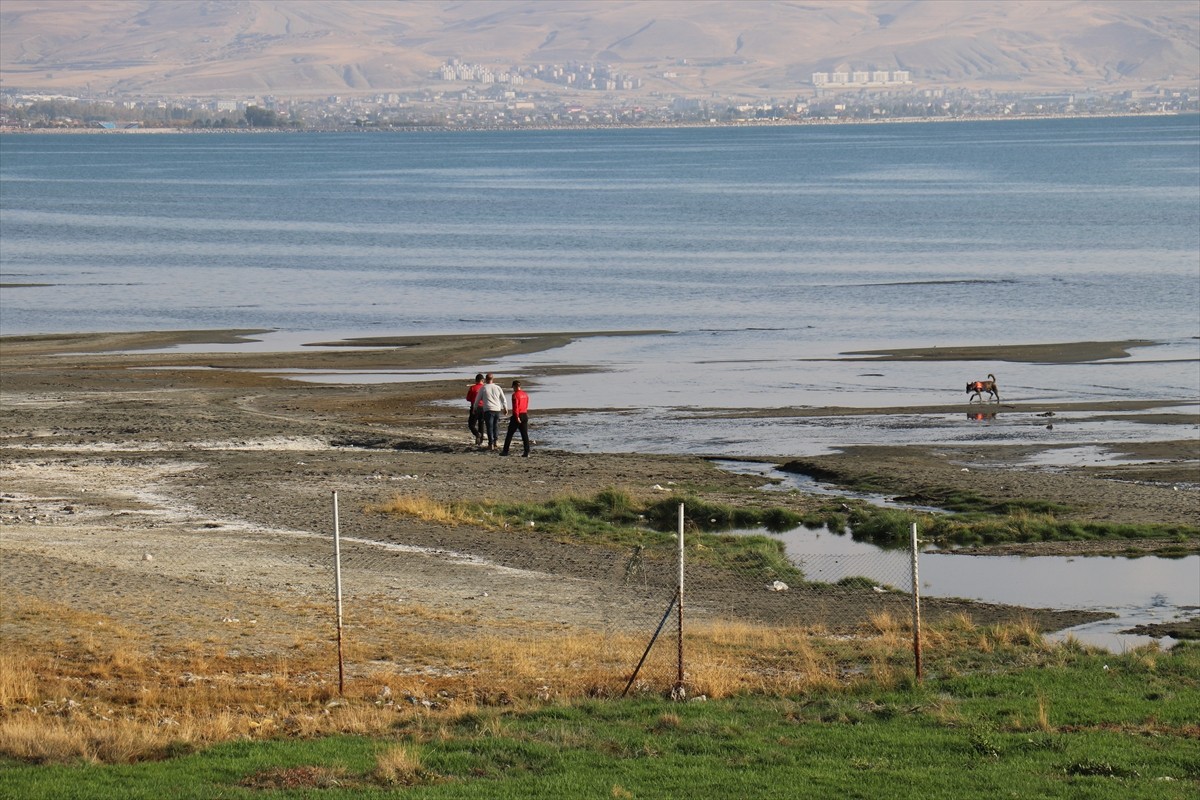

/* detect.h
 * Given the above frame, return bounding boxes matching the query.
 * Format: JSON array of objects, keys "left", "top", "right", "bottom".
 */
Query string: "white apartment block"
[{"left": 812, "top": 71, "right": 914, "bottom": 87}]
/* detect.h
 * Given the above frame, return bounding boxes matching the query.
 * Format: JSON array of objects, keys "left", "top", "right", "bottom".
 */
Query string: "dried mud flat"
[{"left": 2, "top": 330, "right": 1197, "bottom": 656}]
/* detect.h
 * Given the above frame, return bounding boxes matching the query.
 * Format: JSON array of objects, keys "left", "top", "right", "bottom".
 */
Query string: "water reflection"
[
  {"left": 738, "top": 523, "right": 1198, "bottom": 652},
  {"left": 966, "top": 410, "right": 998, "bottom": 422}
]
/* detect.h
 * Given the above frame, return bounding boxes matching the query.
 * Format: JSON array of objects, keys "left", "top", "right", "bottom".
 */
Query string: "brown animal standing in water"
[{"left": 966, "top": 373, "right": 1000, "bottom": 402}]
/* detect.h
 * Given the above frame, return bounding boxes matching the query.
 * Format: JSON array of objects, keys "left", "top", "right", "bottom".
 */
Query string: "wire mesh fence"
[
  {"left": 3, "top": 496, "right": 926, "bottom": 700},
  {"left": 325, "top": 498, "right": 927, "bottom": 697}
]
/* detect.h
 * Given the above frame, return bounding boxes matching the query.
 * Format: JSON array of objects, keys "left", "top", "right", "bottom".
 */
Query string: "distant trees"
[
  {"left": 7, "top": 99, "right": 142, "bottom": 124},
  {"left": 0, "top": 98, "right": 298, "bottom": 130},
  {"left": 191, "top": 117, "right": 236, "bottom": 128},
  {"left": 243, "top": 105, "right": 279, "bottom": 127}
]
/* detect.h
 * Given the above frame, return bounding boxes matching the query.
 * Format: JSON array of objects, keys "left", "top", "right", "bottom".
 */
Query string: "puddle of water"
[
  {"left": 120, "top": 329, "right": 397, "bottom": 354},
  {"left": 533, "top": 406, "right": 1197, "bottom": 459},
  {"left": 732, "top": 523, "right": 1199, "bottom": 652},
  {"left": 716, "top": 459, "right": 1199, "bottom": 651},
  {"left": 262, "top": 369, "right": 469, "bottom": 383},
  {"left": 128, "top": 366, "right": 477, "bottom": 383},
  {"left": 1017, "top": 444, "right": 1156, "bottom": 469},
  {"left": 714, "top": 458, "right": 945, "bottom": 511}
]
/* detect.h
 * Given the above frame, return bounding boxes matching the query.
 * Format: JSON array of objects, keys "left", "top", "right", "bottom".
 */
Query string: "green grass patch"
[
  {"left": 473, "top": 489, "right": 807, "bottom": 537},
  {"left": 845, "top": 506, "right": 1200, "bottom": 549},
  {"left": 395, "top": 487, "right": 1198, "bottom": 559},
  {"left": 4, "top": 644, "right": 1197, "bottom": 799},
  {"left": 892, "top": 486, "right": 1073, "bottom": 515},
  {"left": 470, "top": 490, "right": 807, "bottom": 582}
]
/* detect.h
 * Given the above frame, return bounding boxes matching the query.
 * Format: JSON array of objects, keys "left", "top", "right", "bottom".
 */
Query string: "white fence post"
[
  {"left": 333, "top": 491, "right": 345, "bottom": 694},
  {"left": 910, "top": 522, "right": 923, "bottom": 682},
  {"left": 674, "top": 502, "right": 685, "bottom": 699}
]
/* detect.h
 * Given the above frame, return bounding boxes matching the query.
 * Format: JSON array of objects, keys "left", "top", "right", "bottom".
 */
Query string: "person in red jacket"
[
  {"left": 501, "top": 379, "right": 531, "bottom": 457},
  {"left": 465, "top": 373, "right": 484, "bottom": 446}
]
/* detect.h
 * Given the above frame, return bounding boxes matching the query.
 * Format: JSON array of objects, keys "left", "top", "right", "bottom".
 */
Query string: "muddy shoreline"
[{"left": 3, "top": 330, "right": 1197, "bottom": 643}]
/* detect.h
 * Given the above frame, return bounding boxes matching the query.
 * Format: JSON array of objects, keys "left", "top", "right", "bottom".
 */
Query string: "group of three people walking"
[{"left": 465, "top": 372, "right": 530, "bottom": 456}]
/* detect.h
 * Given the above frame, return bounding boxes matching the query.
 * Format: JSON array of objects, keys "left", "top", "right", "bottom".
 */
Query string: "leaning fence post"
[
  {"left": 621, "top": 589, "right": 678, "bottom": 698},
  {"left": 333, "top": 491, "right": 346, "bottom": 695},
  {"left": 909, "top": 522, "right": 923, "bottom": 683},
  {"left": 674, "top": 502, "right": 685, "bottom": 699}
]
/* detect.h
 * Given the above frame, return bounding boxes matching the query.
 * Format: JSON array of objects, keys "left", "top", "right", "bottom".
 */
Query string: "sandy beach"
[{"left": 2, "top": 329, "right": 1197, "bottom": 657}]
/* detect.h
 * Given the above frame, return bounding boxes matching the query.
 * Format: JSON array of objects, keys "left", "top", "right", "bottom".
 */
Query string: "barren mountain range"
[{"left": 2, "top": 0, "right": 1197, "bottom": 99}]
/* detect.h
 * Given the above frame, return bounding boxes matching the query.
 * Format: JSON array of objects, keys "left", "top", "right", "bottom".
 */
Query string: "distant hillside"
[{"left": 1, "top": 0, "right": 1196, "bottom": 98}]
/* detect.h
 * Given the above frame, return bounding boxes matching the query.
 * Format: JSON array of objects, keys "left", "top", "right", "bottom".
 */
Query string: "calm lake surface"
[
  {"left": 3, "top": 117, "right": 1197, "bottom": 342},
  {"left": 3, "top": 118, "right": 1197, "bottom": 646},
  {"left": 6, "top": 116, "right": 1195, "bottom": 454}
]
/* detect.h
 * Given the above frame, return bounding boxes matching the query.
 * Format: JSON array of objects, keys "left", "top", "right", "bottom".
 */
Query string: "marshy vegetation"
[{"left": 373, "top": 486, "right": 1200, "bottom": 560}]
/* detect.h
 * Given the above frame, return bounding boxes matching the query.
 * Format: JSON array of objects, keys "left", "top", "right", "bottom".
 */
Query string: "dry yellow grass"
[
  {"left": 366, "top": 494, "right": 479, "bottom": 525},
  {"left": 0, "top": 653, "right": 38, "bottom": 707},
  {"left": 374, "top": 743, "right": 427, "bottom": 785},
  {"left": 1, "top": 586, "right": 969, "bottom": 765},
  {"left": 1037, "top": 693, "right": 1052, "bottom": 733},
  {"left": 985, "top": 617, "right": 1046, "bottom": 650}
]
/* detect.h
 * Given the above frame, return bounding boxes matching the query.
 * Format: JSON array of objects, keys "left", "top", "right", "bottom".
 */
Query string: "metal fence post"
[
  {"left": 910, "top": 522, "right": 922, "bottom": 683},
  {"left": 333, "top": 491, "right": 345, "bottom": 695},
  {"left": 674, "top": 502, "right": 685, "bottom": 699}
]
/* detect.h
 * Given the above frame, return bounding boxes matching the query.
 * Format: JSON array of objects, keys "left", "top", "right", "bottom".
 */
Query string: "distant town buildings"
[
  {"left": 1, "top": 81, "right": 1194, "bottom": 132},
  {"left": 438, "top": 60, "right": 642, "bottom": 92},
  {"left": 439, "top": 60, "right": 525, "bottom": 86},
  {"left": 812, "top": 70, "right": 912, "bottom": 87}
]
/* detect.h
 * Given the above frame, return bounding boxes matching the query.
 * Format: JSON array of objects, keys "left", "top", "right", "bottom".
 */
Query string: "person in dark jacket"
[
  {"left": 501, "top": 379, "right": 530, "bottom": 457},
  {"left": 465, "top": 373, "right": 484, "bottom": 446}
]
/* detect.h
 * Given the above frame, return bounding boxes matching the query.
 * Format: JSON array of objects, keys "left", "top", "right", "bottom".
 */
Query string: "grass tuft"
[
  {"left": 367, "top": 494, "right": 478, "bottom": 525},
  {"left": 374, "top": 743, "right": 434, "bottom": 786}
]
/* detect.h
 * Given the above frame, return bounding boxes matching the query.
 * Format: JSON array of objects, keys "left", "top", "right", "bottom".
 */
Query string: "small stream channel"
[{"left": 717, "top": 460, "right": 1200, "bottom": 652}]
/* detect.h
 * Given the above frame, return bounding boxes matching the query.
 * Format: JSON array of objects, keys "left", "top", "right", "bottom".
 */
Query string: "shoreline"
[
  {"left": 1, "top": 110, "right": 1191, "bottom": 136},
  {"left": 3, "top": 327, "right": 1196, "bottom": 433},
  {"left": 2, "top": 327, "right": 1196, "bottom": 520},
  {"left": 2, "top": 329, "right": 1197, "bottom": 646}
]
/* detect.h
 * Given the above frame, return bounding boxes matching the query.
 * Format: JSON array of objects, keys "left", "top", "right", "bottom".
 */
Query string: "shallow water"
[
  {"left": 514, "top": 334, "right": 1199, "bottom": 456},
  {"left": 716, "top": 460, "right": 1199, "bottom": 651},
  {"left": 731, "top": 523, "right": 1198, "bottom": 652},
  {"left": 230, "top": 330, "right": 1199, "bottom": 458}
]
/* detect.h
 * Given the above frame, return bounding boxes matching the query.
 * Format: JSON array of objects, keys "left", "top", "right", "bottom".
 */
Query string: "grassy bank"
[
  {"left": 3, "top": 641, "right": 1197, "bottom": 799},
  {"left": 780, "top": 460, "right": 1200, "bottom": 550},
  {"left": 843, "top": 505, "right": 1199, "bottom": 553},
  {"left": 371, "top": 490, "right": 812, "bottom": 583},
  {"left": 374, "top": 488, "right": 1200, "bottom": 561}
]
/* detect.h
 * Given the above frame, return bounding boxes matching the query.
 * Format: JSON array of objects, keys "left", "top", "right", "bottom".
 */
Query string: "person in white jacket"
[{"left": 474, "top": 373, "right": 508, "bottom": 451}]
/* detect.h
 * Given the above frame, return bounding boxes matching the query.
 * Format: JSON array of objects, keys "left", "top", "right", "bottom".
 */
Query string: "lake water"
[
  {"left": 7, "top": 117, "right": 1195, "bottom": 454},
  {"left": 3, "top": 119, "right": 1197, "bottom": 646},
  {"left": 3, "top": 118, "right": 1197, "bottom": 340}
]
